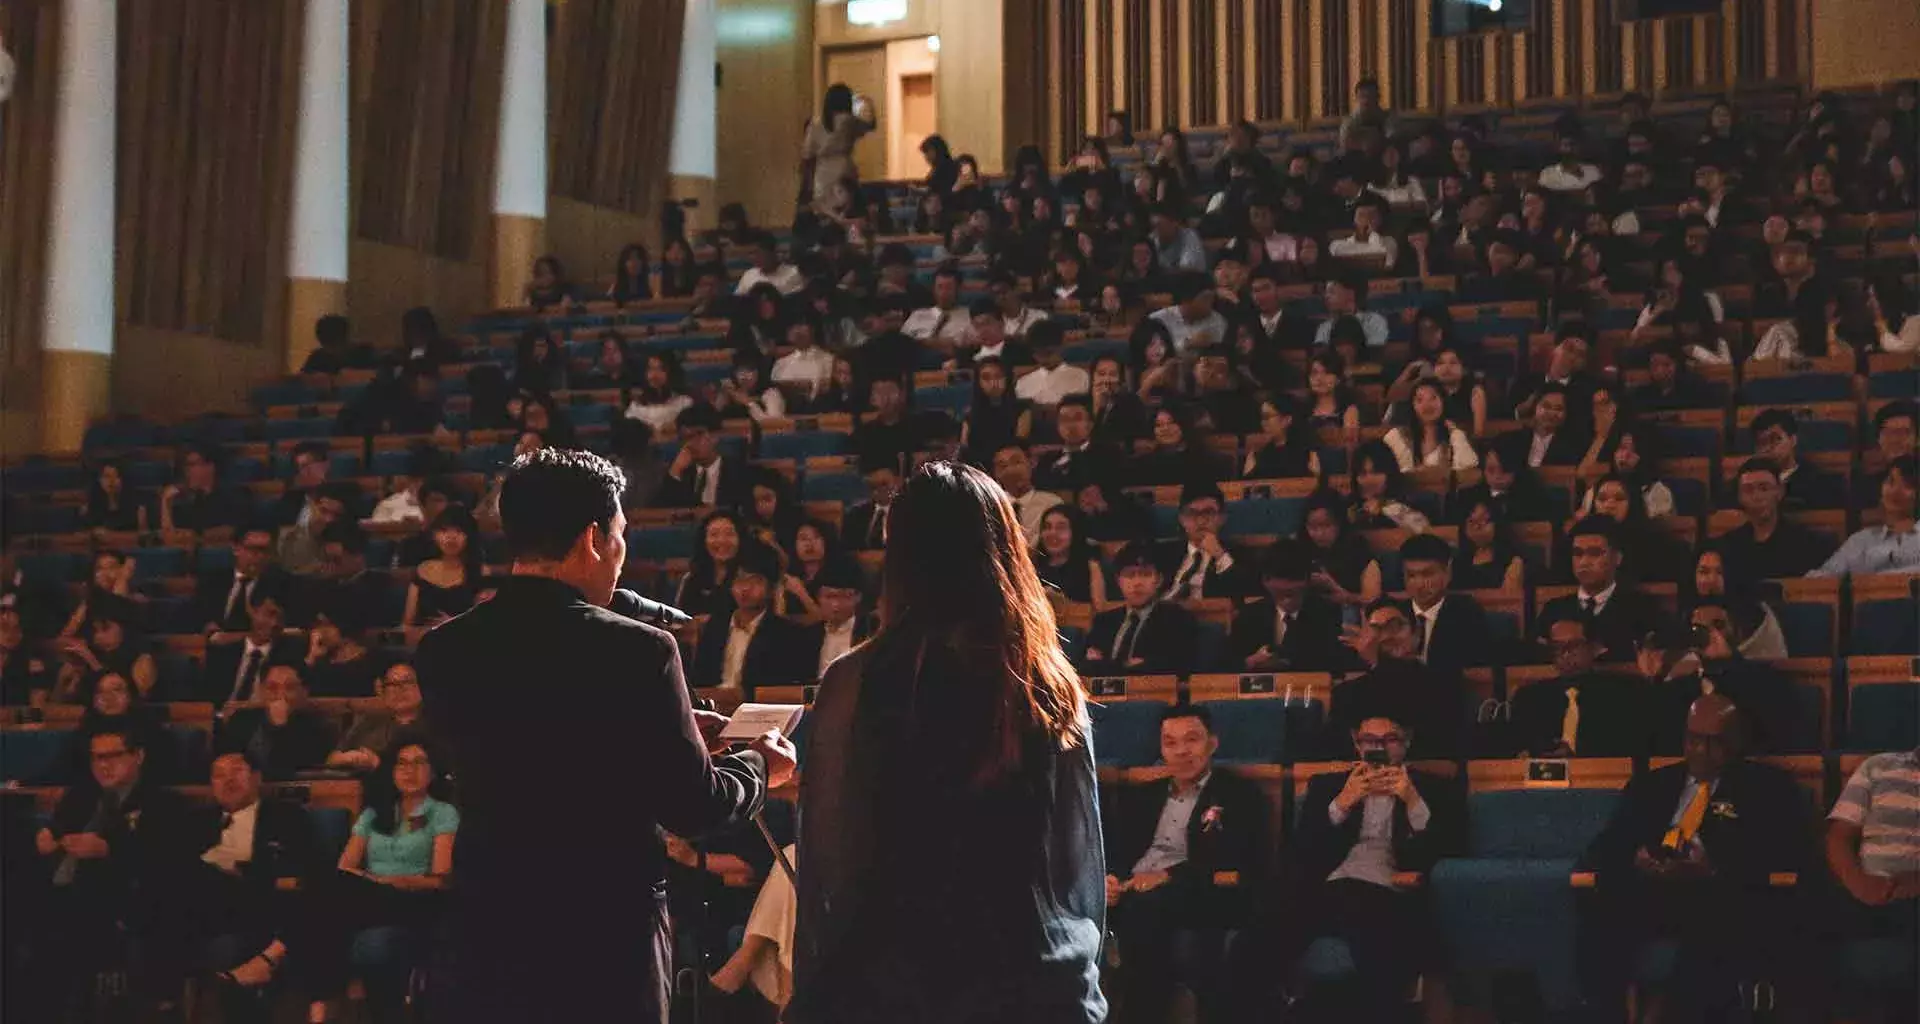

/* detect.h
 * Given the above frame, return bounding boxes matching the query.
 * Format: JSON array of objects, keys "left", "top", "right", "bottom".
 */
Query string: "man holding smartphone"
[{"left": 1226, "top": 713, "right": 1463, "bottom": 1018}]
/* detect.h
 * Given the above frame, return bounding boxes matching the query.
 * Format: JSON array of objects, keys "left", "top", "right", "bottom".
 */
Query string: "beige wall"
[
  {"left": 546, "top": 199, "right": 654, "bottom": 295},
  {"left": 717, "top": 0, "right": 815, "bottom": 229},
  {"left": 1811, "top": 0, "right": 1920, "bottom": 88},
  {"left": 113, "top": 326, "right": 281, "bottom": 421},
  {"left": 347, "top": 240, "right": 488, "bottom": 351}
]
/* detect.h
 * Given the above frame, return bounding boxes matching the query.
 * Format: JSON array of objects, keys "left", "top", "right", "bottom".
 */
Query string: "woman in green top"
[{"left": 299, "top": 733, "right": 456, "bottom": 1021}]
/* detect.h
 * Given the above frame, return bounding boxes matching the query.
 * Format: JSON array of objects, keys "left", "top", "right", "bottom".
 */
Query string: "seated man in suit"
[
  {"left": 1325, "top": 599, "right": 1467, "bottom": 760},
  {"left": 1230, "top": 541, "right": 1343, "bottom": 673},
  {"left": 162, "top": 749, "right": 317, "bottom": 1023},
  {"left": 800, "top": 561, "right": 870, "bottom": 681},
  {"left": 1506, "top": 609, "right": 1649, "bottom": 757},
  {"left": 1578, "top": 694, "right": 1815, "bottom": 1021},
  {"left": 1086, "top": 543, "right": 1199, "bottom": 675},
  {"left": 201, "top": 590, "right": 304, "bottom": 706},
  {"left": 689, "top": 549, "right": 807, "bottom": 697},
  {"left": 1106, "top": 704, "right": 1272, "bottom": 1024},
  {"left": 1717, "top": 459, "right": 1835, "bottom": 580},
  {"left": 1644, "top": 603, "right": 1805, "bottom": 756},
  {"left": 1822, "top": 750, "right": 1920, "bottom": 1018},
  {"left": 1157, "top": 483, "right": 1256, "bottom": 603},
  {"left": 218, "top": 662, "right": 339, "bottom": 781},
  {"left": 1537, "top": 516, "right": 1667, "bottom": 663},
  {"left": 659, "top": 404, "right": 748, "bottom": 510},
  {"left": 32, "top": 726, "right": 196, "bottom": 1014},
  {"left": 1228, "top": 712, "right": 1463, "bottom": 1020},
  {"left": 1399, "top": 533, "right": 1491, "bottom": 674},
  {"left": 839, "top": 457, "right": 899, "bottom": 553},
  {"left": 193, "top": 527, "right": 282, "bottom": 635},
  {"left": 1035, "top": 395, "right": 1118, "bottom": 497},
  {"left": 1749, "top": 408, "right": 1845, "bottom": 510}
]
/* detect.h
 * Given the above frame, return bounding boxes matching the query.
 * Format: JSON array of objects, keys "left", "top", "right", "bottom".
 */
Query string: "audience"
[{"left": 218, "top": 662, "right": 338, "bottom": 781}]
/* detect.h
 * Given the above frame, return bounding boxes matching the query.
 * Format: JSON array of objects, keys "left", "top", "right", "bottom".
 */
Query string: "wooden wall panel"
[
  {"left": 548, "top": 0, "right": 688, "bottom": 217},
  {"left": 114, "top": 0, "right": 301, "bottom": 345},
  {"left": 350, "top": 0, "right": 505, "bottom": 263},
  {"left": 0, "top": 0, "right": 58, "bottom": 385}
]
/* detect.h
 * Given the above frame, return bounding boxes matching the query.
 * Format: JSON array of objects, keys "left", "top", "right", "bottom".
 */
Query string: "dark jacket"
[
  {"left": 1505, "top": 672, "right": 1651, "bottom": 757},
  {"left": 1286, "top": 768, "right": 1464, "bottom": 888},
  {"left": 1325, "top": 658, "right": 1468, "bottom": 760},
  {"left": 688, "top": 610, "right": 810, "bottom": 696},
  {"left": 415, "top": 576, "right": 767, "bottom": 1024},
  {"left": 44, "top": 776, "right": 196, "bottom": 895},
  {"left": 1648, "top": 659, "right": 1808, "bottom": 755},
  {"left": 1105, "top": 769, "right": 1273, "bottom": 923},
  {"left": 1411, "top": 595, "right": 1492, "bottom": 674},
  {"left": 1229, "top": 596, "right": 1345, "bottom": 673},
  {"left": 790, "top": 638, "right": 1107, "bottom": 1024},
  {"left": 1538, "top": 588, "right": 1667, "bottom": 664},
  {"left": 840, "top": 501, "right": 890, "bottom": 552},
  {"left": 657, "top": 455, "right": 751, "bottom": 511},
  {"left": 1582, "top": 759, "right": 1812, "bottom": 886},
  {"left": 190, "top": 795, "right": 319, "bottom": 887},
  {"left": 1086, "top": 602, "right": 1200, "bottom": 675},
  {"left": 218, "top": 707, "right": 339, "bottom": 781},
  {"left": 191, "top": 571, "right": 276, "bottom": 634},
  {"left": 198, "top": 636, "right": 305, "bottom": 705},
  {"left": 1154, "top": 539, "right": 1258, "bottom": 601},
  {"left": 1035, "top": 442, "right": 1122, "bottom": 496}
]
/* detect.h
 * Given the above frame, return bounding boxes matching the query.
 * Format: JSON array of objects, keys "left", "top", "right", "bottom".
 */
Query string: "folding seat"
[
  {"left": 2, "top": 729, "right": 72, "bottom": 783},
  {"left": 1084, "top": 675, "right": 1180, "bottom": 768},
  {"left": 1189, "top": 673, "right": 1330, "bottom": 765},
  {"left": 1845, "top": 656, "right": 1919, "bottom": 751},
  {"left": 131, "top": 546, "right": 189, "bottom": 581},
  {"left": 1851, "top": 575, "right": 1919, "bottom": 657},
  {"left": 1772, "top": 578, "right": 1839, "bottom": 658},
  {"left": 627, "top": 525, "right": 697, "bottom": 562}
]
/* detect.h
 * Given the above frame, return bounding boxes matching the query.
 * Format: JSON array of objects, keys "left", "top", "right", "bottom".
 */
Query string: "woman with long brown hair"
[{"left": 790, "top": 461, "right": 1107, "bottom": 1024}]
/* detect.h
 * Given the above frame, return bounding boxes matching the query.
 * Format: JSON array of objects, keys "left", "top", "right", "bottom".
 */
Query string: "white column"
[
  {"left": 669, "top": 0, "right": 717, "bottom": 181},
  {"left": 289, "top": 0, "right": 349, "bottom": 284},
  {"left": 42, "top": 0, "right": 115, "bottom": 359},
  {"left": 493, "top": 0, "right": 547, "bottom": 218}
]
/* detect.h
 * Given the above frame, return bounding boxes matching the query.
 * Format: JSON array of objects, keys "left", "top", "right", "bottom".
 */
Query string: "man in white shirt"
[
  {"left": 1538, "top": 134, "right": 1604, "bottom": 194},
  {"left": 991, "top": 442, "right": 1062, "bottom": 544},
  {"left": 1246, "top": 197, "right": 1301, "bottom": 265},
  {"left": 1014, "top": 323, "right": 1089, "bottom": 407},
  {"left": 992, "top": 271, "right": 1050, "bottom": 339},
  {"left": 1155, "top": 483, "right": 1254, "bottom": 602},
  {"left": 733, "top": 234, "right": 805, "bottom": 296},
  {"left": 771, "top": 320, "right": 836, "bottom": 398},
  {"left": 1148, "top": 273, "right": 1229, "bottom": 354},
  {"left": 691, "top": 551, "right": 806, "bottom": 695},
  {"left": 1328, "top": 196, "right": 1399, "bottom": 267},
  {"left": 902, "top": 265, "right": 973, "bottom": 353},
  {"left": 804, "top": 563, "right": 868, "bottom": 679},
  {"left": 369, "top": 475, "right": 425, "bottom": 525},
  {"left": 1311, "top": 275, "right": 1391, "bottom": 349}
]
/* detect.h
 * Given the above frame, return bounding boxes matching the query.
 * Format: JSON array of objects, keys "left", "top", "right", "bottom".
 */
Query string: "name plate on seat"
[
  {"left": 1525, "top": 759, "right": 1570, "bottom": 788},
  {"left": 1088, "top": 677, "right": 1128, "bottom": 697},
  {"left": 1239, "top": 674, "right": 1276, "bottom": 695}
]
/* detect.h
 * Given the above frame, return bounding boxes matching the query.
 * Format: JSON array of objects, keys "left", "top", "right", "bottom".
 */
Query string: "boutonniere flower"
[
  {"left": 1200, "top": 806, "right": 1225, "bottom": 832},
  {"left": 1709, "top": 801, "right": 1738, "bottom": 820}
]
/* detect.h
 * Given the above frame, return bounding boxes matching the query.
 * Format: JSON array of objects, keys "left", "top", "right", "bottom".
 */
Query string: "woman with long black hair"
[
  {"left": 791, "top": 461, "right": 1106, "bottom": 1024},
  {"left": 801, "top": 83, "right": 875, "bottom": 210}
]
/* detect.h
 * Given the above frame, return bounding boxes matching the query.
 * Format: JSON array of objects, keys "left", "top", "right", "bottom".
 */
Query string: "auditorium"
[{"left": 1, "top": 0, "right": 1916, "bottom": 1020}]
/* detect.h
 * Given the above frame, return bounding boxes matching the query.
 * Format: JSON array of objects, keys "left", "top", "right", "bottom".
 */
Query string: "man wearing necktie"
[
  {"left": 1230, "top": 542, "right": 1343, "bottom": 672},
  {"left": 193, "top": 527, "right": 278, "bottom": 635},
  {"left": 1537, "top": 517, "right": 1664, "bottom": 663},
  {"left": 1577, "top": 695, "right": 1815, "bottom": 1020},
  {"left": 200, "top": 591, "right": 300, "bottom": 706},
  {"left": 1087, "top": 544, "right": 1199, "bottom": 675},
  {"left": 1506, "top": 613, "right": 1648, "bottom": 757},
  {"left": 1155, "top": 484, "right": 1254, "bottom": 603},
  {"left": 1398, "top": 534, "right": 1490, "bottom": 674}
]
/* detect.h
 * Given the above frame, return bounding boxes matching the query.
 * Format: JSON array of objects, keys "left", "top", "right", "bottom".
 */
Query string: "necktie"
[
  {"left": 232, "top": 649, "right": 264, "bottom": 704},
  {"left": 54, "top": 790, "right": 119, "bottom": 887},
  {"left": 1275, "top": 611, "right": 1293, "bottom": 648},
  {"left": 931, "top": 310, "right": 951, "bottom": 342},
  {"left": 1173, "top": 551, "right": 1208, "bottom": 600},
  {"left": 1113, "top": 611, "right": 1142, "bottom": 663},
  {"left": 1415, "top": 612, "right": 1435, "bottom": 661},
  {"left": 693, "top": 466, "right": 710, "bottom": 505},
  {"left": 1579, "top": 594, "right": 1595, "bottom": 619},
  {"left": 1663, "top": 781, "right": 1713, "bottom": 852},
  {"left": 1560, "top": 686, "right": 1582, "bottom": 752},
  {"left": 224, "top": 576, "right": 250, "bottom": 624}
]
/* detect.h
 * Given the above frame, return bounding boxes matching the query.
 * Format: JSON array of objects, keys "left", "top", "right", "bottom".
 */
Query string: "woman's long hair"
[
  {"left": 874, "top": 462, "right": 1087, "bottom": 776},
  {"left": 366, "top": 731, "right": 452, "bottom": 836},
  {"left": 822, "top": 83, "right": 854, "bottom": 124}
]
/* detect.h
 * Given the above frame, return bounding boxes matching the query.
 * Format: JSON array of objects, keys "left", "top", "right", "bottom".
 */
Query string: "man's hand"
[
  {"left": 1846, "top": 871, "right": 1901, "bottom": 907},
  {"left": 60, "top": 833, "right": 110, "bottom": 860},
  {"left": 1195, "top": 531, "right": 1227, "bottom": 560},
  {"left": 1334, "top": 766, "right": 1374, "bottom": 816},
  {"left": 751, "top": 730, "right": 799, "bottom": 789},
  {"left": 664, "top": 833, "right": 699, "bottom": 868},
  {"left": 34, "top": 828, "right": 58, "bottom": 857},
  {"left": 1374, "top": 765, "right": 1419, "bottom": 806},
  {"left": 266, "top": 698, "right": 292, "bottom": 728},
  {"left": 1126, "top": 871, "right": 1171, "bottom": 894},
  {"left": 670, "top": 446, "right": 695, "bottom": 478},
  {"left": 692, "top": 709, "right": 732, "bottom": 755},
  {"left": 1105, "top": 874, "right": 1124, "bottom": 907},
  {"left": 1244, "top": 645, "right": 1275, "bottom": 668}
]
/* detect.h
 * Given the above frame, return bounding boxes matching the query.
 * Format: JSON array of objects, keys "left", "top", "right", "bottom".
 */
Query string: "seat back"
[{"left": 1463, "top": 758, "right": 1633, "bottom": 859}]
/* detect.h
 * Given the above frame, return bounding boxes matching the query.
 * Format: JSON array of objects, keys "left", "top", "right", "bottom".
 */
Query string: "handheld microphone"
[{"left": 609, "top": 588, "right": 694, "bottom": 627}]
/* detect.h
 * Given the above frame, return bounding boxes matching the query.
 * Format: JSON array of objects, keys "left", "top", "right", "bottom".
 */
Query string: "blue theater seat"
[
  {"left": 1854, "top": 595, "right": 1919, "bottom": 656},
  {"left": 1, "top": 729, "right": 69, "bottom": 784},
  {"left": 629, "top": 526, "right": 697, "bottom": 562},
  {"left": 761, "top": 431, "right": 850, "bottom": 461},
  {"left": 1848, "top": 683, "right": 1919, "bottom": 751},
  {"left": 1088, "top": 700, "right": 1168, "bottom": 768}
]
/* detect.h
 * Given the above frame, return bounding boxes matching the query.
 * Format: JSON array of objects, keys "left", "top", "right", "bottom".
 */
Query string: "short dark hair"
[
  {"left": 292, "top": 441, "right": 330, "bottom": 465},
  {"left": 1399, "top": 533, "right": 1454, "bottom": 566},
  {"left": 1057, "top": 393, "right": 1093, "bottom": 416},
  {"left": 1365, "top": 596, "right": 1411, "bottom": 620},
  {"left": 1568, "top": 514, "right": 1618, "bottom": 548},
  {"left": 1750, "top": 408, "right": 1799, "bottom": 438},
  {"left": 676, "top": 403, "right": 723, "bottom": 433},
  {"left": 1736, "top": 457, "right": 1781, "bottom": 482},
  {"left": 1329, "top": 274, "right": 1369, "bottom": 303},
  {"left": 498, "top": 449, "right": 627, "bottom": 561},
  {"left": 1888, "top": 454, "right": 1918, "bottom": 482},
  {"left": 89, "top": 725, "right": 144, "bottom": 754},
  {"left": 1874, "top": 399, "right": 1917, "bottom": 433},
  {"left": 1027, "top": 320, "right": 1065, "bottom": 350},
  {"left": 1112, "top": 542, "right": 1161, "bottom": 574},
  {"left": 315, "top": 315, "right": 350, "bottom": 346},
  {"left": 1179, "top": 481, "right": 1225, "bottom": 509},
  {"left": 1159, "top": 702, "right": 1214, "bottom": 733},
  {"left": 733, "top": 546, "right": 781, "bottom": 582},
  {"left": 1259, "top": 541, "right": 1313, "bottom": 581}
]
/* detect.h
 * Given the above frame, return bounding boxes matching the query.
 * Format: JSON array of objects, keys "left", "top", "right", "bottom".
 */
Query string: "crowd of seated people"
[{"left": 1, "top": 73, "right": 1917, "bottom": 1022}]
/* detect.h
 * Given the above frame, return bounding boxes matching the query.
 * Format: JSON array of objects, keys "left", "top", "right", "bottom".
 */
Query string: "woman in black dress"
[
  {"left": 791, "top": 461, "right": 1107, "bottom": 1024},
  {"left": 1451, "top": 494, "right": 1527, "bottom": 593},
  {"left": 84, "top": 461, "right": 145, "bottom": 532},
  {"left": 1032, "top": 505, "right": 1108, "bottom": 605},
  {"left": 1294, "top": 488, "right": 1382, "bottom": 619},
  {"left": 1243, "top": 394, "right": 1321, "bottom": 480},
  {"left": 961, "top": 357, "right": 1031, "bottom": 465},
  {"left": 403, "top": 506, "right": 487, "bottom": 642}
]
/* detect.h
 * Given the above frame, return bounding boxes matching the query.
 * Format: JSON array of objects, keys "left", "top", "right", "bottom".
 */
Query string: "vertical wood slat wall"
[
  {"left": 547, "top": 0, "right": 689, "bottom": 216},
  {"left": 1045, "top": 0, "right": 1803, "bottom": 157},
  {"left": 115, "top": 0, "right": 302, "bottom": 345},
  {"left": 0, "top": 0, "right": 60, "bottom": 373}
]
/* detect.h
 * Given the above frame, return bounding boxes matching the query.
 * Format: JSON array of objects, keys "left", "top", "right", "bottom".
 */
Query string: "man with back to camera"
[{"left": 415, "top": 449, "right": 795, "bottom": 1023}]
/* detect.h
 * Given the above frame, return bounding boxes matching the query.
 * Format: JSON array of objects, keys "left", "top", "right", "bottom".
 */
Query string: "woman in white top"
[
  {"left": 1367, "top": 141, "right": 1428, "bottom": 208},
  {"left": 1384, "top": 379, "right": 1479, "bottom": 473},
  {"left": 800, "top": 84, "right": 874, "bottom": 207},
  {"left": 622, "top": 351, "right": 695, "bottom": 435},
  {"left": 1632, "top": 257, "right": 1731, "bottom": 365},
  {"left": 1575, "top": 424, "right": 1675, "bottom": 519},
  {"left": 715, "top": 354, "right": 787, "bottom": 423}
]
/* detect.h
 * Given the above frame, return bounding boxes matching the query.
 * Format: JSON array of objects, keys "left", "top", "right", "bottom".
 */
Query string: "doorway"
[
  {"left": 884, "top": 36, "right": 938, "bottom": 181},
  {"left": 823, "top": 45, "right": 890, "bottom": 184}
]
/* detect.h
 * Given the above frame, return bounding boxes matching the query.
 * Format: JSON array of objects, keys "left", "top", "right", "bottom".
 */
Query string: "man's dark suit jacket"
[
  {"left": 1505, "top": 673, "right": 1651, "bottom": 757},
  {"left": 1286, "top": 768, "right": 1464, "bottom": 889},
  {"left": 1036, "top": 442, "right": 1122, "bottom": 496},
  {"left": 1583, "top": 759, "right": 1812, "bottom": 887},
  {"left": 839, "top": 500, "right": 889, "bottom": 551},
  {"left": 1325, "top": 658, "right": 1467, "bottom": 760},
  {"left": 217, "top": 707, "right": 339, "bottom": 781},
  {"left": 1229, "top": 596, "right": 1345, "bottom": 672},
  {"left": 187, "top": 796, "right": 318, "bottom": 900},
  {"left": 1715, "top": 520, "right": 1833, "bottom": 581},
  {"left": 1498, "top": 427, "right": 1591, "bottom": 470},
  {"left": 199, "top": 637, "right": 305, "bottom": 705},
  {"left": 45, "top": 776, "right": 195, "bottom": 895},
  {"left": 657, "top": 455, "right": 750, "bottom": 510},
  {"left": 1413, "top": 595, "right": 1492, "bottom": 675},
  {"left": 1154, "top": 539, "right": 1257, "bottom": 601},
  {"left": 1086, "top": 601, "right": 1200, "bottom": 675},
  {"left": 192, "top": 571, "right": 277, "bottom": 634},
  {"left": 415, "top": 576, "right": 767, "bottom": 1024},
  {"left": 1781, "top": 466, "right": 1846, "bottom": 510},
  {"left": 1538, "top": 588, "right": 1667, "bottom": 664},
  {"left": 688, "top": 610, "right": 809, "bottom": 696},
  {"left": 1105, "top": 769, "right": 1273, "bottom": 924}
]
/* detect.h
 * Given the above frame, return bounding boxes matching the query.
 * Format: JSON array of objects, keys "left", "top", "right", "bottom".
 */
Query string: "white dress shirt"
[
  {"left": 721, "top": 611, "right": 766, "bottom": 690},
  {"left": 202, "top": 801, "right": 259, "bottom": 873},
  {"left": 229, "top": 637, "right": 273, "bottom": 704},
  {"left": 735, "top": 264, "right": 806, "bottom": 296},
  {"left": 772, "top": 347, "right": 836, "bottom": 393},
  {"left": 1164, "top": 544, "right": 1235, "bottom": 602},
  {"left": 1011, "top": 489, "right": 1064, "bottom": 545},
  {"left": 1329, "top": 232, "right": 1400, "bottom": 266},
  {"left": 903, "top": 306, "right": 973, "bottom": 346},
  {"left": 1527, "top": 430, "right": 1555, "bottom": 468},
  {"left": 1538, "top": 162, "right": 1604, "bottom": 193},
  {"left": 1002, "top": 306, "right": 1050, "bottom": 338},
  {"left": 1328, "top": 791, "right": 1431, "bottom": 887},
  {"left": 1131, "top": 772, "right": 1212, "bottom": 876},
  {"left": 1577, "top": 582, "right": 1618, "bottom": 617},
  {"left": 816, "top": 619, "right": 857, "bottom": 676},
  {"left": 1015, "top": 363, "right": 1091, "bottom": 406},
  {"left": 370, "top": 490, "right": 424, "bottom": 524}
]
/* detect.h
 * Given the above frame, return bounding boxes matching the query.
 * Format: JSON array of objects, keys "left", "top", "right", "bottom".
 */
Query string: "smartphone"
[{"left": 1362, "top": 748, "right": 1391, "bottom": 767}]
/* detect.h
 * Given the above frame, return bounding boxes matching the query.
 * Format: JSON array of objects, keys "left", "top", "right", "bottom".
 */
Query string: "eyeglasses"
[
  {"left": 1355, "top": 734, "right": 1406, "bottom": 747},
  {"left": 91, "top": 749, "right": 134, "bottom": 763},
  {"left": 394, "top": 756, "right": 433, "bottom": 769}
]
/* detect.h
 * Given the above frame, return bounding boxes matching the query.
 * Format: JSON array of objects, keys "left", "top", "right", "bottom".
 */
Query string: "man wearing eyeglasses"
[
  {"left": 1537, "top": 516, "right": 1665, "bottom": 663},
  {"left": 1155, "top": 482, "right": 1255, "bottom": 603},
  {"left": 1506, "top": 610, "right": 1647, "bottom": 757},
  {"left": 1578, "top": 695, "right": 1814, "bottom": 1021},
  {"left": 1324, "top": 598, "right": 1467, "bottom": 760},
  {"left": 1227, "top": 712, "right": 1463, "bottom": 1019}
]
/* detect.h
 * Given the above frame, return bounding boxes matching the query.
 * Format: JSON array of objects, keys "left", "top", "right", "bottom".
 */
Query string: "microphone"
[{"left": 609, "top": 588, "right": 694, "bottom": 627}]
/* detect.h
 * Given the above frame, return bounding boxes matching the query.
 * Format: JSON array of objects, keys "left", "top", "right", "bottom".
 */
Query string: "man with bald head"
[{"left": 1577, "top": 695, "right": 1815, "bottom": 1020}]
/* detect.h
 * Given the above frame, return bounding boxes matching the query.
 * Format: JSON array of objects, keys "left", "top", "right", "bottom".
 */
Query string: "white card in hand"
[{"left": 719, "top": 703, "right": 805, "bottom": 742}]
